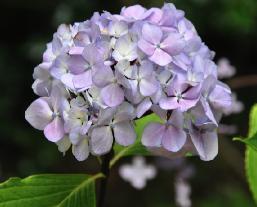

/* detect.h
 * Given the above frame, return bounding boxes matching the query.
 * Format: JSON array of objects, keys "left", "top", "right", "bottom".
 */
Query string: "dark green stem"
[{"left": 98, "top": 150, "right": 113, "bottom": 207}]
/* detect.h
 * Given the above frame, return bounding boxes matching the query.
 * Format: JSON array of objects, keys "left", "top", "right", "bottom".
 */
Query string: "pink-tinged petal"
[
  {"left": 25, "top": 98, "right": 53, "bottom": 130},
  {"left": 101, "top": 83, "right": 124, "bottom": 107},
  {"left": 159, "top": 97, "right": 179, "bottom": 110},
  {"left": 92, "top": 66, "right": 114, "bottom": 87},
  {"left": 144, "top": 8, "right": 163, "bottom": 23},
  {"left": 190, "top": 130, "right": 218, "bottom": 161},
  {"left": 113, "top": 122, "right": 136, "bottom": 146},
  {"left": 142, "top": 123, "right": 165, "bottom": 147},
  {"left": 178, "top": 98, "right": 199, "bottom": 112},
  {"left": 72, "top": 138, "right": 89, "bottom": 161},
  {"left": 73, "top": 70, "right": 92, "bottom": 90},
  {"left": 139, "top": 77, "right": 159, "bottom": 96},
  {"left": 159, "top": 3, "right": 177, "bottom": 27},
  {"left": 136, "top": 98, "right": 152, "bottom": 118},
  {"left": 69, "top": 46, "right": 84, "bottom": 55},
  {"left": 44, "top": 117, "right": 65, "bottom": 142},
  {"left": 121, "top": 5, "right": 147, "bottom": 20},
  {"left": 149, "top": 48, "right": 172, "bottom": 66},
  {"left": 138, "top": 39, "right": 155, "bottom": 56},
  {"left": 142, "top": 23, "right": 162, "bottom": 45},
  {"left": 162, "top": 126, "right": 187, "bottom": 152},
  {"left": 161, "top": 33, "right": 185, "bottom": 56},
  {"left": 91, "top": 126, "right": 113, "bottom": 155}
]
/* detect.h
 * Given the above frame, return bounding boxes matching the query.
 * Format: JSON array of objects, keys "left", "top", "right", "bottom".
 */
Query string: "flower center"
[
  {"left": 52, "top": 112, "right": 60, "bottom": 118},
  {"left": 156, "top": 43, "right": 161, "bottom": 49},
  {"left": 176, "top": 93, "right": 183, "bottom": 102}
]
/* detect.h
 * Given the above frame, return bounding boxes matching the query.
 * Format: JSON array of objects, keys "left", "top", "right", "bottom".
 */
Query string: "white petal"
[
  {"left": 72, "top": 138, "right": 89, "bottom": 161},
  {"left": 25, "top": 98, "right": 53, "bottom": 130},
  {"left": 113, "top": 122, "right": 136, "bottom": 146},
  {"left": 91, "top": 126, "right": 113, "bottom": 155},
  {"left": 56, "top": 136, "right": 71, "bottom": 154}
]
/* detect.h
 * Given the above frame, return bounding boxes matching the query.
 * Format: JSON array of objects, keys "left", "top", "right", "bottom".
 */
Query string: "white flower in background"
[
  {"left": 223, "top": 93, "right": 244, "bottom": 115},
  {"left": 119, "top": 156, "right": 157, "bottom": 189},
  {"left": 217, "top": 58, "right": 236, "bottom": 79},
  {"left": 175, "top": 178, "right": 191, "bottom": 207}
]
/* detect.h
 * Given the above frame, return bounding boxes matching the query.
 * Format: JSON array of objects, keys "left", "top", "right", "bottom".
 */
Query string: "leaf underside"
[{"left": 0, "top": 173, "right": 103, "bottom": 207}]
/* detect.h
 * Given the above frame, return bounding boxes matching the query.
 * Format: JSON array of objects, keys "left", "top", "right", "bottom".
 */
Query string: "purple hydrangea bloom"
[
  {"left": 91, "top": 102, "right": 136, "bottom": 155},
  {"left": 25, "top": 87, "right": 69, "bottom": 142},
  {"left": 142, "top": 110, "right": 186, "bottom": 152},
  {"left": 25, "top": 3, "right": 232, "bottom": 161},
  {"left": 138, "top": 23, "right": 185, "bottom": 66},
  {"left": 159, "top": 75, "right": 201, "bottom": 112}
]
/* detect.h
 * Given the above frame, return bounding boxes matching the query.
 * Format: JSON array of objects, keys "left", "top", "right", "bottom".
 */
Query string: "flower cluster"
[{"left": 25, "top": 4, "right": 231, "bottom": 161}]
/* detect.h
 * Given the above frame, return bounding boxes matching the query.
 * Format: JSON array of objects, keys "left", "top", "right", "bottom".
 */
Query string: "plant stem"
[
  {"left": 227, "top": 74, "right": 257, "bottom": 89},
  {"left": 98, "top": 150, "right": 114, "bottom": 207}
]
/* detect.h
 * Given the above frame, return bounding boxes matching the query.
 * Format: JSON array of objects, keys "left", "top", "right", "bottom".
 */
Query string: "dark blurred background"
[{"left": 0, "top": 0, "right": 257, "bottom": 206}]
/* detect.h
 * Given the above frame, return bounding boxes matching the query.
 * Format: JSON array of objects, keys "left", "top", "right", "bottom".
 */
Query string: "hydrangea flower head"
[{"left": 25, "top": 3, "right": 231, "bottom": 161}]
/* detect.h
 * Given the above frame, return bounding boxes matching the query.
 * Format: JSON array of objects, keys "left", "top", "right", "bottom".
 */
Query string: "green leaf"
[
  {"left": 110, "top": 113, "right": 163, "bottom": 167},
  {"left": 234, "top": 132, "right": 257, "bottom": 152},
  {"left": 246, "top": 147, "right": 257, "bottom": 204},
  {"left": 245, "top": 104, "right": 257, "bottom": 204},
  {"left": 249, "top": 104, "right": 257, "bottom": 137},
  {"left": 0, "top": 173, "right": 104, "bottom": 207},
  {"left": 234, "top": 104, "right": 257, "bottom": 152}
]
